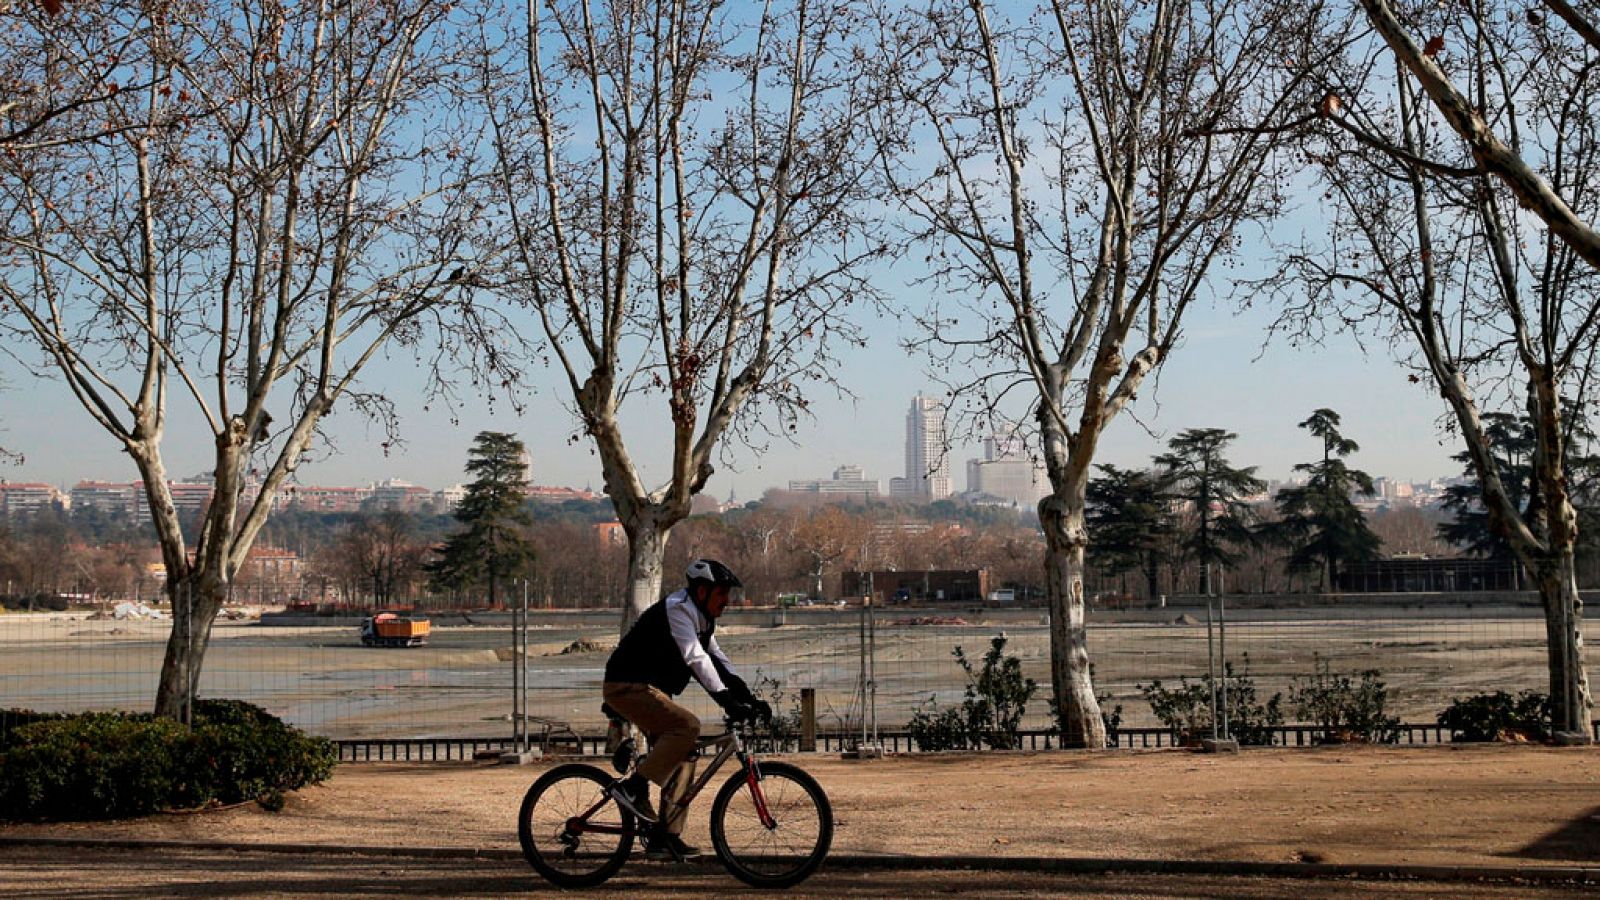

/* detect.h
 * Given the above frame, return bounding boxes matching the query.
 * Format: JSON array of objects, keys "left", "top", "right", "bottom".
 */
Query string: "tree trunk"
[
  {"left": 153, "top": 575, "right": 226, "bottom": 721},
  {"left": 1531, "top": 548, "right": 1592, "bottom": 735},
  {"left": 621, "top": 516, "right": 671, "bottom": 632},
  {"left": 1039, "top": 492, "right": 1107, "bottom": 749}
]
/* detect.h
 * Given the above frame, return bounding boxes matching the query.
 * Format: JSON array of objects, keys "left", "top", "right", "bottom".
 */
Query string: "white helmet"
[{"left": 686, "top": 558, "right": 742, "bottom": 589}]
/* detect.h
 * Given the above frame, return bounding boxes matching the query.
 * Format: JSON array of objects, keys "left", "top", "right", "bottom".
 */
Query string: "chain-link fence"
[{"left": 2, "top": 594, "right": 1593, "bottom": 743}]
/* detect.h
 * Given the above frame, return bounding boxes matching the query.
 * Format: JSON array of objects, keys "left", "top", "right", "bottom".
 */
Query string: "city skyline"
[{"left": 0, "top": 444, "right": 1470, "bottom": 511}]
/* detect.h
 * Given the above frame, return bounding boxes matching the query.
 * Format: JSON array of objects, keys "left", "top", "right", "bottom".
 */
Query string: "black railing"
[{"left": 334, "top": 719, "right": 1600, "bottom": 761}]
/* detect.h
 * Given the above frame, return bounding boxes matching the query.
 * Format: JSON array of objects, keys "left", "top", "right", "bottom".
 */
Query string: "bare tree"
[
  {"left": 332, "top": 510, "right": 427, "bottom": 608},
  {"left": 786, "top": 504, "right": 870, "bottom": 601},
  {"left": 0, "top": 1, "right": 509, "bottom": 719},
  {"left": 1275, "top": 2, "right": 1599, "bottom": 735},
  {"left": 878, "top": 0, "right": 1326, "bottom": 746},
  {"left": 473, "top": 0, "right": 889, "bottom": 630},
  {"left": 0, "top": 2, "right": 145, "bottom": 152},
  {"left": 1356, "top": 0, "right": 1600, "bottom": 267}
]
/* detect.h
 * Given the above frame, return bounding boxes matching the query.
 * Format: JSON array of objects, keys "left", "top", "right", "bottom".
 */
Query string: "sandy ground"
[
  {"left": 4, "top": 746, "right": 1598, "bottom": 870},
  {"left": 1, "top": 847, "right": 1592, "bottom": 899},
  {"left": 2, "top": 606, "right": 1591, "bottom": 739}
]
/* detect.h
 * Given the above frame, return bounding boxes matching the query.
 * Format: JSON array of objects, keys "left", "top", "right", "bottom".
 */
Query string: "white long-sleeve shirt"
[{"left": 664, "top": 589, "right": 738, "bottom": 693}]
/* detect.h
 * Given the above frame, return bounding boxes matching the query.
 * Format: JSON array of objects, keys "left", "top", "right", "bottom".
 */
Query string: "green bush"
[
  {"left": 0, "top": 713, "right": 188, "bottom": 820},
  {"left": 906, "top": 634, "right": 1038, "bottom": 751},
  {"left": 1437, "top": 691, "right": 1552, "bottom": 742},
  {"left": 907, "top": 695, "right": 970, "bottom": 751},
  {"left": 956, "top": 635, "right": 1038, "bottom": 749},
  {"left": 746, "top": 672, "right": 806, "bottom": 752},
  {"left": 1, "top": 708, "right": 70, "bottom": 751},
  {"left": 0, "top": 700, "right": 337, "bottom": 821},
  {"left": 1289, "top": 660, "right": 1399, "bottom": 744},
  {"left": 1139, "top": 656, "right": 1283, "bottom": 746}
]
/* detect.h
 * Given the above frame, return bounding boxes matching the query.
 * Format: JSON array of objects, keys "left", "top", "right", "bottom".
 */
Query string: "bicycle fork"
[{"left": 740, "top": 753, "right": 778, "bottom": 830}]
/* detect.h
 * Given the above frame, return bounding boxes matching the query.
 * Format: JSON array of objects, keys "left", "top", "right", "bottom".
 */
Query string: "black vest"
[{"left": 604, "top": 598, "right": 714, "bottom": 696}]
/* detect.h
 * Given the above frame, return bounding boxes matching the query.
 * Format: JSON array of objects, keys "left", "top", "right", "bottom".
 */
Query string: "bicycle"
[{"left": 517, "top": 711, "right": 833, "bottom": 889}]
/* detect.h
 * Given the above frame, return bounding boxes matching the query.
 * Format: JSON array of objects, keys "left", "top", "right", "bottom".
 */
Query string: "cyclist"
[{"left": 602, "top": 558, "right": 770, "bottom": 860}]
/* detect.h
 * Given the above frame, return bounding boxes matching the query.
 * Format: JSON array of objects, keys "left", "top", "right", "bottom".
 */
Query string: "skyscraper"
[
  {"left": 966, "top": 420, "right": 1047, "bottom": 508},
  {"left": 901, "top": 394, "right": 952, "bottom": 500}
]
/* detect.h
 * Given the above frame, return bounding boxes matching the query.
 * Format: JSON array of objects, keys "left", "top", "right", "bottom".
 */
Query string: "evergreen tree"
[
  {"left": 1437, "top": 410, "right": 1600, "bottom": 585},
  {"left": 427, "top": 432, "right": 536, "bottom": 607},
  {"left": 1086, "top": 464, "right": 1176, "bottom": 600},
  {"left": 1272, "top": 409, "right": 1381, "bottom": 590},
  {"left": 1437, "top": 413, "right": 1533, "bottom": 561},
  {"left": 1155, "top": 429, "right": 1265, "bottom": 594}
]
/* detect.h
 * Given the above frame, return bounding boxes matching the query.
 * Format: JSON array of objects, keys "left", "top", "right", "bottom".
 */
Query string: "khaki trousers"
[{"left": 602, "top": 681, "right": 699, "bottom": 835}]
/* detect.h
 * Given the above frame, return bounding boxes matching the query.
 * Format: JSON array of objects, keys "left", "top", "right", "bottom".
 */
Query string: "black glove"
[
  {"left": 751, "top": 698, "right": 773, "bottom": 723},
  {"left": 722, "top": 673, "right": 754, "bottom": 703},
  {"left": 712, "top": 689, "right": 757, "bottom": 722}
]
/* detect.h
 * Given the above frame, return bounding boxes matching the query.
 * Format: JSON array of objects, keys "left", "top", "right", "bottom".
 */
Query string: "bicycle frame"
[{"left": 564, "top": 726, "right": 777, "bottom": 839}]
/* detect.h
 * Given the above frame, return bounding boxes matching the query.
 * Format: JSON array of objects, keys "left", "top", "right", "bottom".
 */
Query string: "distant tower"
[{"left": 903, "top": 395, "right": 951, "bottom": 499}]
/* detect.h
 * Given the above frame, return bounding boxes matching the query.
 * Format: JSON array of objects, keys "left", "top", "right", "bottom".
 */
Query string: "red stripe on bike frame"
[{"left": 745, "top": 760, "right": 776, "bottom": 829}]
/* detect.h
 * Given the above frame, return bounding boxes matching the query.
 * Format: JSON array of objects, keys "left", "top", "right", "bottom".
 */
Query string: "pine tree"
[
  {"left": 1272, "top": 409, "right": 1381, "bottom": 590},
  {"left": 1086, "top": 464, "right": 1176, "bottom": 600},
  {"left": 1437, "top": 413, "right": 1533, "bottom": 561},
  {"left": 427, "top": 432, "right": 536, "bottom": 607},
  {"left": 1438, "top": 409, "right": 1600, "bottom": 586},
  {"left": 1154, "top": 429, "right": 1265, "bottom": 594}
]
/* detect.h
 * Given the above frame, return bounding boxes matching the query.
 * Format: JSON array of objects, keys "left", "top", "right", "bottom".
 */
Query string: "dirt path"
[{"left": 4, "top": 746, "right": 1598, "bottom": 870}]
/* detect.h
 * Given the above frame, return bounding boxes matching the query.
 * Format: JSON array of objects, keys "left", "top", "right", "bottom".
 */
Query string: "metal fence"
[{"left": 2, "top": 594, "right": 1595, "bottom": 748}]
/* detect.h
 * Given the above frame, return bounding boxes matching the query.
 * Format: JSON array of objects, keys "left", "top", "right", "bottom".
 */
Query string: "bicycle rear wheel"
[
  {"left": 709, "top": 760, "right": 832, "bottom": 889},
  {"left": 518, "top": 763, "right": 635, "bottom": 888}
]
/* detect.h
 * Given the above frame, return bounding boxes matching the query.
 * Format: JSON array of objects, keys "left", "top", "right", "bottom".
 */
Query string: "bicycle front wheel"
[
  {"left": 518, "top": 763, "right": 635, "bottom": 888},
  {"left": 709, "top": 760, "right": 833, "bottom": 889}
]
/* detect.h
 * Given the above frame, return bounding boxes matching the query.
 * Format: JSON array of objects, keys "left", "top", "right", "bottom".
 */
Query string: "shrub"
[
  {"left": 908, "top": 695, "right": 970, "bottom": 751},
  {"left": 0, "top": 713, "right": 188, "bottom": 820},
  {"left": 746, "top": 672, "right": 805, "bottom": 752},
  {"left": 955, "top": 634, "right": 1038, "bottom": 749},
  {"left": 0, "top": 700, "right": 337, "bottom": 821},
  {"left": 1288, "top": 660, "right": 1399, "bottom": 744},
  {"left": 906, "top": 633, "right": 1038, "bottom": 751},
  {"left": 1139, "top": 656, "right": 1283, "bottom": 746},
  {"left": 1437, "top": 691, "right": 1552, "bottom": 742},
  {"left": 187, "top": 700, "right": 338, "bottom": 806},
  {"left": 1138, "top": 678, "right": 1212, "bottom": 742},
  {"left": 1, "top": 709, "right": 70, "bottom": 751}
]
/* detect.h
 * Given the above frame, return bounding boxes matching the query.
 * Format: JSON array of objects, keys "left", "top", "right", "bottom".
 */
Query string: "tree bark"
[
  {"left": 621, "top": 515, "right": 671, "bottom": 632},
  {"left": 153, "top": 575, "right": 226, "bottom": 721},
  {"left": 1039, "top": 488, "right": 1106, "bottom": 749},
  {"left": 1532, "top": 547, "right": 1592, "bottom": 734}
]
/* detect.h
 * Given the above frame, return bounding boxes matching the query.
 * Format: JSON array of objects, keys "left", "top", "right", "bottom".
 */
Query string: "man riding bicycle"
[{"left": 602, "top": 558, "right": 771, "bottom": 860}]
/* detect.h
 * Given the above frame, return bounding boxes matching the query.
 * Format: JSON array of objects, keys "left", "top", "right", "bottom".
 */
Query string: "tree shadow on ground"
[
  {"left": 1513, "top": 805, "right": 1600, "bottom": 862},
  {"left": 6, "top": 848, "right": 1597, "bottom": 899}
]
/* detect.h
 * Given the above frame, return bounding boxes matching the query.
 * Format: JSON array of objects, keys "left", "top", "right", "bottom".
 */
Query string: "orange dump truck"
[{"left": 360, "top": 612, "right": 430, "bottom": 648}]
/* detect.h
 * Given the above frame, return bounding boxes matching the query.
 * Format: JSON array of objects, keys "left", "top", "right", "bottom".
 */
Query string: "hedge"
[{"left": 0, "top": 700, "right": 337, "bottom": 821}]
